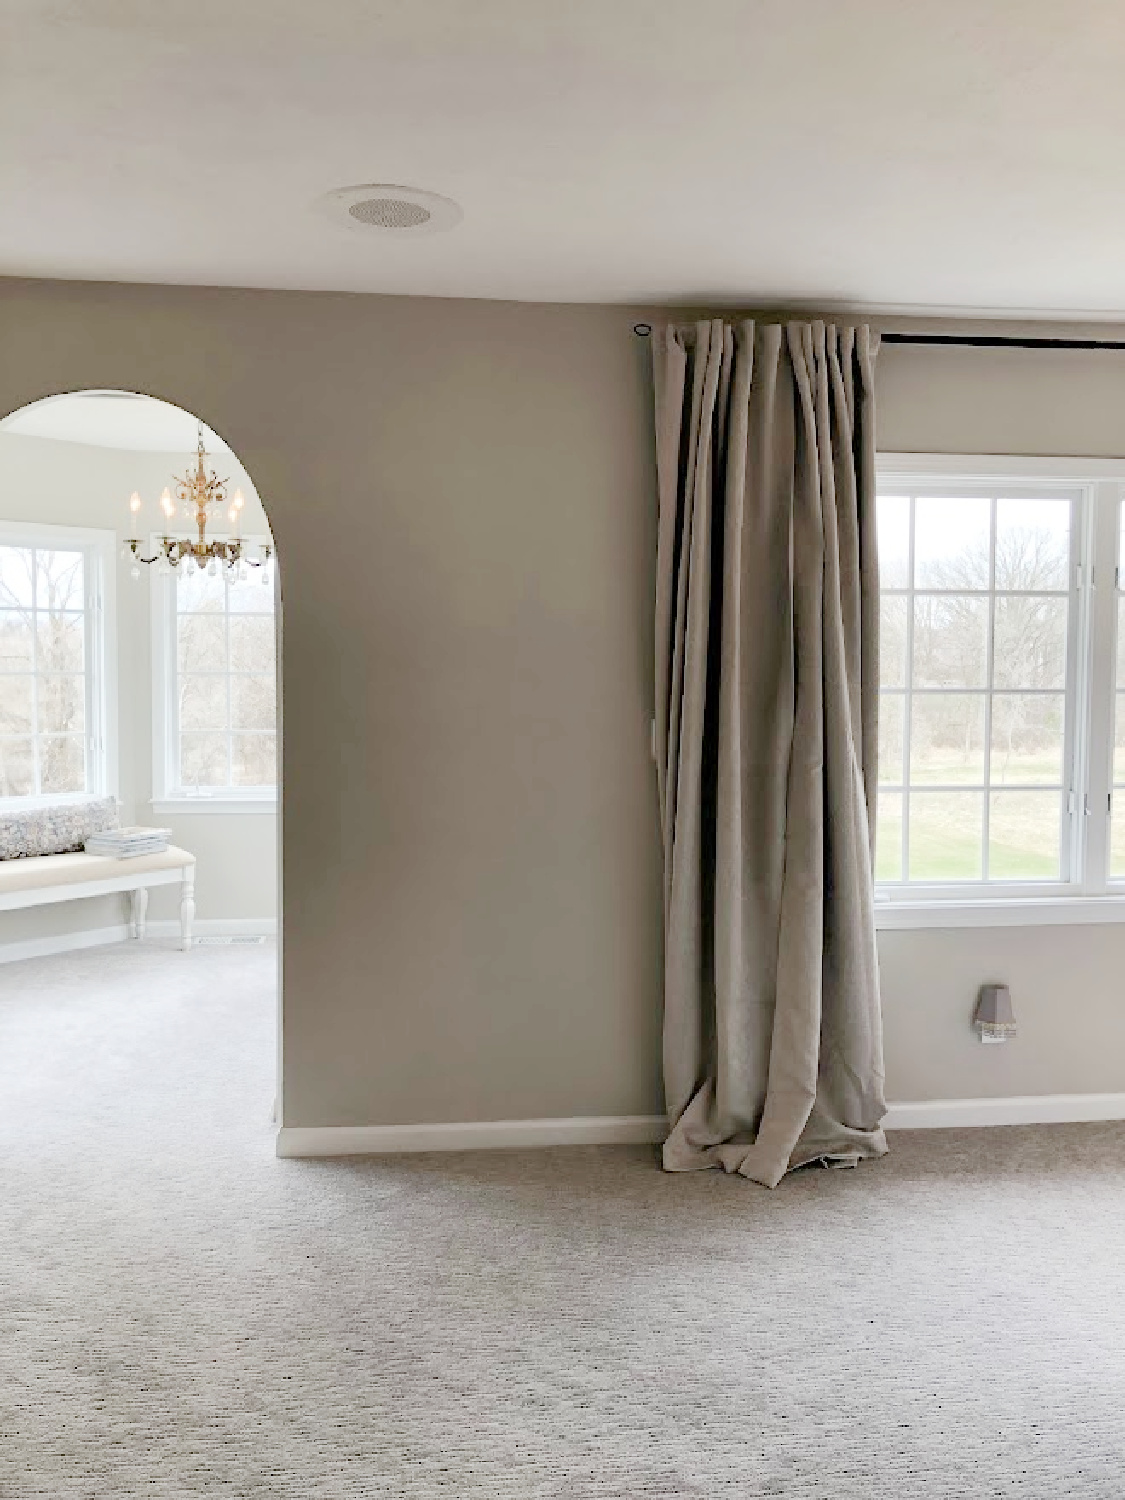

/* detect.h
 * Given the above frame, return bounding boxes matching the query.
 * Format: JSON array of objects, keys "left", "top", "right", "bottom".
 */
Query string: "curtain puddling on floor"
[{"left": 652, "top": 319, "right": 888, "bottom": 1188}]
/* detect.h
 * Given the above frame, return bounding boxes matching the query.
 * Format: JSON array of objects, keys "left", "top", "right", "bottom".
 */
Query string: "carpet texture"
[{"left": 2, "top": 941, "right": 1125, "bottom": 1497}]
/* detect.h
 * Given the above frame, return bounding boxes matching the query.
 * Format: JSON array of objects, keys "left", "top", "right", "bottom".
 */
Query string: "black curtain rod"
[
  {"left": 882, "top": 332, "right": 1125, "bottom": 352},
  {"left": 631, "top": 322, "right": 1125, "bottom": 352}
]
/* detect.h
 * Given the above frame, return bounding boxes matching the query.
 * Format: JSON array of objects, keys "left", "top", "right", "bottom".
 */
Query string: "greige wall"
[
  {"left": 2, "top": 279, "right": 1122, "bottom": 1125},
  {"left": 0, "top": 433, "right": 277, "bottom": 948},
  {"left": 0, "top": 278, "right": 663, "bottom": 1128}
]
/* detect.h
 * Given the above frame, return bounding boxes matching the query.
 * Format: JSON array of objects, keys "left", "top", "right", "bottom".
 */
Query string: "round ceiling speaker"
[{"left": 316, "top": 184, "right": 462, "bottom": 237}]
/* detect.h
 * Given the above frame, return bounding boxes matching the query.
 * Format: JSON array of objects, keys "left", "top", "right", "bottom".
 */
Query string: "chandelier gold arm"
[
  {"left": 125, "top": 536, "right": 273, "bottom": 569},
  {"left": 126, "top": 424, "right": 271, "bottom": 576}
]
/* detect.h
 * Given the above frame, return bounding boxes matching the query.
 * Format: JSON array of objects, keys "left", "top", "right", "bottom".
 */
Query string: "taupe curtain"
[{"left": 653, "top": 319, "right": 887, "bottom": 1188}]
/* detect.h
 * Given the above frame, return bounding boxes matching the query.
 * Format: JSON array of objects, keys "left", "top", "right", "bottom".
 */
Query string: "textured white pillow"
[{"left": 0, "top": 798, "right": 119, "bottom": 861}]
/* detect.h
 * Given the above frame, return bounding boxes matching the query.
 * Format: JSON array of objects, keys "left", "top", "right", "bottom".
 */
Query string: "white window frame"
[
  {"left": 150, "top": 533, "right": 277, "bottom": 816},
  {"left": 0, "top": 520, "right": 117, "bottom": 811},
  {"left": 875, "top": 454, "right": 1125, "bottom": 929}
]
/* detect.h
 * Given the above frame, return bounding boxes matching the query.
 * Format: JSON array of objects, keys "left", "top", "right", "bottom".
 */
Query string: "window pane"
[
  {"left": 39, "top": 735, "right": 85, "bottom": 794},
  {"left": 879, "top": 694, "right": 904, "bottom": 786},
  {"left": 229, "top": 615, "right": 275, "bottom": 674},
  {"left": 990, "top": 694, "right": 1065, "bottom": 785},
  {"left": 909, "top": 694, "right": 986, "bottom": 785},
  {"left": 0, "top": 676, "right": 33, "bottom": 735},
  {"left": 176, "top": 569, "right": 226, "bottom": 612},
  {"left": 178, "top": 612, "right": 226, "bottom": 674},
  {"left": 913, "top": 596, "right": 988, "bottom": 688},
  {"left": 877, "top": 484, "right": 1081, "bottom": 893},
  {"left": 174, "top": 549, "right": 276, "bottom": 795},
  {"left": 35, "top": 550, "right": 84, "bottom": 611},
  {"left": 228, "top": 572, "right": 274, "bottom": 614},
  {"left": 989, "top": 790, "right": 1061, "bottom": 880},
  {"left": 1111, "top": 798, "right": 1125, "bottom": 880},
  {"left": 231, "top": 675, "right": 275, "bottom": 731},
  {"left": 0, "top": 548, "right": 34, "bottom": 609},
  {"left": 877, "top": 497, "right": 910, "bottom": 589},
  {"left": 37, "top": 675, "right": 84, "bottom": 735},
  {"left": 1117, "top": 595, "right": 1125, "bottom": 686},
  {"left": 1114, "top": 695, "right": 1125, "bottom": 785},
  {"left": 180, "top": 732, "right": 229, "bottom": 788},
  {"left": 180, "top": 675, "right": 228, "bottom": 732},
  {"left": 0, "top": 610, "right": 33, "bottom": 671},
  {"left": 993, "top": 596, "right": 1067, "bottom": 690},
  {"left": 0, "top": 738, "right": 34, "bottom": 796},
  {"left": 875, "top": 792, "right": 902, "bottom": 881},
  {"left": 914, "top": 497, "right": 991, "bottom": 590},
  {"left": 908, "top": 792, "right": 984, "bottom": 880},
  {"left": 995, "top": 499, "right": 1070, "bottom": 591},
  {"left": 0, "top": 539, "right": 101, "bottom": 804},
  {"left": 232, "top": 733, "right": 276, "bottom": 787},
  {"left": 36, "top": 611, "right": 84, "bottom": 674}
]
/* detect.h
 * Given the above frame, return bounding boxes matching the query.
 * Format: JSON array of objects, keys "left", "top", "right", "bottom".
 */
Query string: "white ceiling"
[
  {"left": 0, "top": 393, "right": 231, "bottom": 453},
  {"left": 5, "top": 1, "right": 1125, "bottom": 315}
]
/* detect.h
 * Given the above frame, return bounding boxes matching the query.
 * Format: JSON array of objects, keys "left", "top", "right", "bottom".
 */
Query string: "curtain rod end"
[{"left": 633, "top": 322, "right": 652, "bottom": 337}]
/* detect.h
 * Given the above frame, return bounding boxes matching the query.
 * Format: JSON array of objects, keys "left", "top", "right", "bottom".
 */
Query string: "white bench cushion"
[{"left": 0, "top": 846, "right": 195, "bottom": 897}]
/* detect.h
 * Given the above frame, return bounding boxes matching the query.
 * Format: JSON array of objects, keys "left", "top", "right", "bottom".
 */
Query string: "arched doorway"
[{"left": 0, "top": 389, "right": 281, "bottom": 1118}]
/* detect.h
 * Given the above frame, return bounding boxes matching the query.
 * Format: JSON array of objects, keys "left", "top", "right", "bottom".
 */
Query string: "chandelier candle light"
[{"left": 125, "top": 424, "right": 272, "bottom": 584}]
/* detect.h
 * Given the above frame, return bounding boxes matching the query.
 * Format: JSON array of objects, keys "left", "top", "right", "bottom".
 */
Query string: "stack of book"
[{"left": 84, "top": 826, "right": 172, "bottom": 859}]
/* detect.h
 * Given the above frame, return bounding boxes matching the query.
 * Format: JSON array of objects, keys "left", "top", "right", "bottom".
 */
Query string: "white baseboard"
[
  {"left": 0, "top": 923, "right": 130, "bottom": 965},
  {"left": 147, "top": 918, "right": 277, "bottom": 939},
  {"left": 884, "top": 1093, "right": 1125, "bottom": 1129},
  {"left": 276, "top": 1114, "right": 668, "bottom": 1158},
  {"left": 277, "top": 1095, "right": 1125, "bottom": 1159},
  {"left": 0, "top": 916, "right": 275, "bottom": 963}
]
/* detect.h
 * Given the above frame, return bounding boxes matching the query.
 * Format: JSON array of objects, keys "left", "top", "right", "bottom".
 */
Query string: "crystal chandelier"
[{"left": 124, "top": 423, "right": 273, "bottom": 582}]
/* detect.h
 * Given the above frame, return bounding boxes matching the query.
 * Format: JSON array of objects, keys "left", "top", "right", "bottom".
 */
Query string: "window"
[
  {"left": 1114, "top": 545, "right": 1125, "bottom": 877},
  {"left": 876, "top": 457, "right": 1125, "bottom": 923},
  {"left": 153, "top": 544, "right": 276, "bottom": 806},
  {"left": 0, "top": 523, "right": 115, "bottom": 806}
]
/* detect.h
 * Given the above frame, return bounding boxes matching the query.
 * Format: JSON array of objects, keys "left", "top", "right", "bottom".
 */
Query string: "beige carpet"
[{"left": 2, "top": 941, "right": 1125, "bottom": 1497}]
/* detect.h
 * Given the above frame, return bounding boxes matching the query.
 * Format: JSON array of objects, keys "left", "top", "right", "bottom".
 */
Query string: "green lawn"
[
  {"left": 876, "top": 788, "right": 1060, "bottom": 883},
  {"left": 905, "top": 747, "right": 1064, "bottom": 787}
]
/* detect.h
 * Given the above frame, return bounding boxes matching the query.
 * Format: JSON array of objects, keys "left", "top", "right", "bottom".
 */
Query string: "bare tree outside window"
[
  {"left": 1111, "top": 508, "right": 1125, "bottom": 876},
  {"left": 174, "top": 560, "right": 276, "bottom": 792},
  {"left": 0, "top": 544, "right": 88, "bottom": 799},
  {"left": 877, "top": 494, "right": 1073, "bottom": 885}
]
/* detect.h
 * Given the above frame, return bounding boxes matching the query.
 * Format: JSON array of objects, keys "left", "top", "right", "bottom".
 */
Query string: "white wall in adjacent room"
[{"left": 0, "top": 428, "right": 277, "bottom": 946}]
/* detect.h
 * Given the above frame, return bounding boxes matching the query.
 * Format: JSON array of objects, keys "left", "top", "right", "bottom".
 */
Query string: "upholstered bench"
[{"left": 0, "top": 848, "right": 196, "bottom": 951}]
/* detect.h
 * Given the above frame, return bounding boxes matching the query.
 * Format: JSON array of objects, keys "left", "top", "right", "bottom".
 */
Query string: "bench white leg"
[
  {"left": 130, "top": 886, "right": 148, "bottom": 940},
  {"left": 180, "top": 869, "right": 195, "bottom": 952}
]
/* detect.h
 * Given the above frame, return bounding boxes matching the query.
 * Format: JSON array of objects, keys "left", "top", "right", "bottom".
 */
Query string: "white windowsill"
[
  {"left": 0, "top": 794, "right": 122, "bottom": 813},
  {"left": 150, "top": 798, "right": 277, "bottom": 817},
  {"left": 876, "top": 896, "right": 1125, "bottom": 929}
]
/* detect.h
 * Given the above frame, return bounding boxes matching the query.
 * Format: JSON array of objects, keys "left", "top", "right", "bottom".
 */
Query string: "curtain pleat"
[{"left": 653, "top": 318, "right": 887, "bottom": 1188}]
